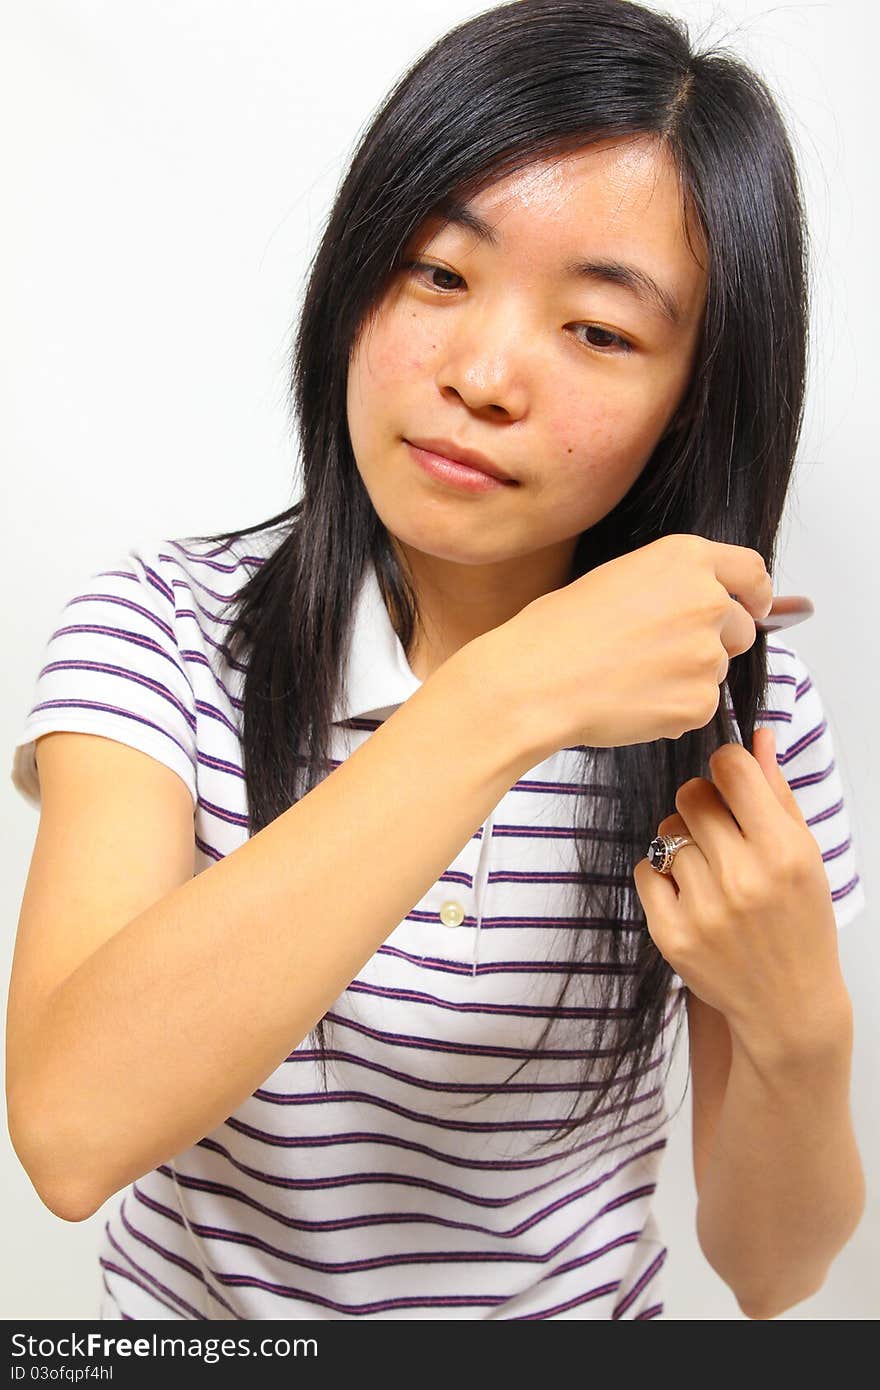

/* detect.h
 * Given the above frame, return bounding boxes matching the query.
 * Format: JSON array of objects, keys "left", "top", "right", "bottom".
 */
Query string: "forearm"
[
  {"left": 696, "top": 999, "right": 865, "bottom": 1319},
  {"left": 14, "top": 631, "right": 539, "bottom": 1221}
]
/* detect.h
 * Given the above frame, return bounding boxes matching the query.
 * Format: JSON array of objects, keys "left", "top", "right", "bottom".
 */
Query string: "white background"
[{"left": 2, "top": 0, "right": 877, "bottom": 1319}]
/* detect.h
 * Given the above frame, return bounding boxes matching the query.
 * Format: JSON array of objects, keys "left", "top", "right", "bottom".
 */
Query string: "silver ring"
[{"left": 647, "top": 833, "right": 696, "bottom": 874}]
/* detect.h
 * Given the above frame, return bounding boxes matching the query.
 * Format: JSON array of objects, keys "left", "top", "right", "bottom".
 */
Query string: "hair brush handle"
[{"left": 754, "top": 594, "right": 814, "bottom": 632}]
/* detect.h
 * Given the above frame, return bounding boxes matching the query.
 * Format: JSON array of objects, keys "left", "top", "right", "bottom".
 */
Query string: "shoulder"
[
  {"left": 154, "top": 533, "right": 258, "bottom": 607},
  {"left": 759, "top": 635, "right": 844, "bottom": 756},
  {"left": 761, "top": 637, "right": 805, "bottom": 722},
  {"left": 757, "top": 637, "right": 832, "bottom": 757},
  {"left": 134, "top": 526, "right": 284, "bottom": 648},
  {"left": 158, "top": 523, "right": 288, "bottom": 603}
]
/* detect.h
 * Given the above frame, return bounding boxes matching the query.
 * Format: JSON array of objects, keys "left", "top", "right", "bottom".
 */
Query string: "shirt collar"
[{"left": 331, "top": 559, "right": 424, "bottom": 724}]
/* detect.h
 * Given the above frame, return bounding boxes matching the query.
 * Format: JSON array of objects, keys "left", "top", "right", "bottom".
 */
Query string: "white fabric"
[{"left": 11, "top": 524, "right": 867, "bottom": 1319}]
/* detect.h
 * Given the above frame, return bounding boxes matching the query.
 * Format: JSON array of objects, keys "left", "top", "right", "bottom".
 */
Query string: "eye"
[
  {"left": 404, "top": 261, "right": 635, "bottom": 355},
  {"left": 571, "top": 324, "right": 634, "bottom": 355},
  {"left": 404, "top": 260, "right": 464, "bottom": 292}
]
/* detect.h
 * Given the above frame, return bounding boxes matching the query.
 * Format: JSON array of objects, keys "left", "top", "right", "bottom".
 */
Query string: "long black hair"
[{"left": 187, "top": 0, "right": 808, "bottom": 1162}]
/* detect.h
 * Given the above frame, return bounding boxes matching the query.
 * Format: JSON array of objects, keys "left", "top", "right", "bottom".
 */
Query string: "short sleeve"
[
  {"left": 10, "top": 541, "right": 198, "bottom": 811},
  {"left": 759, "top": 644, "right": 867, "bottom": 932}
]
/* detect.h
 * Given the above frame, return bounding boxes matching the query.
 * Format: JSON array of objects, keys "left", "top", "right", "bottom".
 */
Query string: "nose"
[{"left": 435, "top": 302, "right": 530, "bottom": 419}]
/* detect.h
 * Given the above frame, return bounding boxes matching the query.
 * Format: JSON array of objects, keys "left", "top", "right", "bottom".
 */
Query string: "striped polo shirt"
[{"left": 11, "top": 523, "right": 866, "bottom": 1320}]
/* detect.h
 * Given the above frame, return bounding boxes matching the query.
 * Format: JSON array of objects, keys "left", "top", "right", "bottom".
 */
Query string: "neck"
[{"left": 391, "top": 534, "right": 579, "bottom": 682}]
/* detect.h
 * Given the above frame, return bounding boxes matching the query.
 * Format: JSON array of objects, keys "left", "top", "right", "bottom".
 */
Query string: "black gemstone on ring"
[{"left": 647, "top": 836, "right": 669, "bottom": 870}]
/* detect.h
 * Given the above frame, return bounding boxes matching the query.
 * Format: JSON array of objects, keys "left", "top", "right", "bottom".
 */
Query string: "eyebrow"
[{"left": 432, "top": 198, "right": 683, "bottom": 327}]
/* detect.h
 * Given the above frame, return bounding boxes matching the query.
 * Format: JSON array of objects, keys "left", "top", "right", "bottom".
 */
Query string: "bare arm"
[
  {"left": 696, "top": 998, "right": 865, "bottom": 1319},
  {"left": 8, "top": 633, "right": 539, "bottom": 1220}
]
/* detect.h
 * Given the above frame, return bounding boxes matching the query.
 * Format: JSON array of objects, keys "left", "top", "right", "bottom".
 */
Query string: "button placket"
[{"left": 469, "top": 810, "right": 496, "bottom": 977}]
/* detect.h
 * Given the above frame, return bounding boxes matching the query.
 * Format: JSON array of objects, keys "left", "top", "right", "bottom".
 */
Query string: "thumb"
[{"left": 751, "top": 726, "right": 807, "bottom": 826}]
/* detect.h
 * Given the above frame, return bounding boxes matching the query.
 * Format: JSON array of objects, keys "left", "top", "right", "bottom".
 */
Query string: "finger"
[
  {"left": 632, "top": 853, "right": 682, "bottom": 952},
  {"left": 749, "top": 725, "right": 809, "bottom": 827},
  {"left": 706, "top": 740, "right": 795, "bottom": 839},
  {"left": 672, "top": 776, "right": 744, "bottom": 878},
  {"left": 707, "top": 540, "right": 774, "bottom": 622},
  {"left": 719, "top": 596, "right": 759, "bottom": 660},
  {"left": 650, "top": 811, "right": 716, "bottom": 898}
]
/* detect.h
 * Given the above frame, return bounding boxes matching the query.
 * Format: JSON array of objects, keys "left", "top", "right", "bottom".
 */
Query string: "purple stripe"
[
  {"left": 102, "top": 1223, "right": 206, "bottom": 1320},
  {"left": 516, "top": 1280, "right": 621, "bottom": 1318},
  {"left": 635, "top": 1302, "right": 663, "bottom": 1318},
  {"left": 492, "top": 823, "right": 628, "bottom": 841},
  {"left": 140, "top": 560, "right": 175, "bottom": 606},
  {"left": 196, "top": 792, "right": 248, "bottom": 827},
  {"left": 66, "top": 583, "right": 173, "bottom": 637},
  {"left": 193, "top": 1123, "right": 668, "bottom": 1198},
  {"left": 780, "top": 716, "right": 826, "bottom": 762},
  {"left": 611, "top": 1246, "right": 667, "bottom": 1318},
  {"left": 375, "top": 941, "right": 637, "bottom": 978},
  {"left": 175, "top": 590, "right": 241, "bottom": 634},
  {"left": 165, "top": 538, "right": 279, "bottom": 591},
  {"left": 538, "top": 1230, "right": 640, "bottom": 1280},
  {"left": 402, "top": 907, "right": 643, "bottom": 931},
  {"left": 37, "top": 645, "right": 194, "bottom": 727},
  {"left": 280, "top": 1044, "right": 663, "bottom": 1095},
  {"left": 157, "top": 550, "right": 248, "bottom": 612},
  {"left": 786, "top": 759, "right": 835, "bottom": 792},
  {"left": 344, "top": 978, "right": 633, "bottom": 1019},
  {"left": 178, "top": 644, "right": 245, "bottom": 703},
  {"left": 323, "top": 1005, "right": 679, "bottom": 1060},
  {"left": 212, "top": 1274, "right": 509, "bottom": 1315},
  {"left": 26, "top": 695, "right": 196, "bottom": 774},
  {"left": 100, "top": 1267, "right": 127, "bottom": 1317},
  {"left": 146, "top": 1192, "right": 657, "bottom": 1316},
  {"left": 127, "top": 1181, "right": 654, "bottom": 1279},
  {"left": 99, "top": 1258, "right": 192, "bottom": 1319},
  {"left": 832, "top": 875, "right": 862, "bottom": 903},
  {"left": 807, "top": 796, "right": 844, "bottom": 827},
  {"left": 223, "top": 1091, "right": 664, "bottom": 1157},
  {"left": 485, "top": 869, "right": 639, "bottom": 886},
  {"left": 821, "top": 836, "right": 852, "bottom": 864},
  {"left": 194, "top": 833, "right": 224, "bottom": 864},
  {"left": 165, "top": 538, "right": 249, "bottom": 571},
  {"left": 117, "top": 1196, "right": 239, "bottom": 1317},
  {"left": 150, "top": 1138, "right": 667, "bottom": 1237},
  {"left": 116, "top": 1194, "right": 209, "bottom": 1285},
  {"left": 753, "top": 709, "right": 790, "bottom": 727},
  {"left": 250, "top": 1079, "right": 663, "bottom": 1135}
]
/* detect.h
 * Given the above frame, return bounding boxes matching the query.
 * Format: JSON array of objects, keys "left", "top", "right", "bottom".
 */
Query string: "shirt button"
[{"left": 439, "top": 900, "right": 465, "bottom": 928}]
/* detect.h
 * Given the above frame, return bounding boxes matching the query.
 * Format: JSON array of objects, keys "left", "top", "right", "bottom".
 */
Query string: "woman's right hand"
[{"left": 485, "top": 533, "right": 774, "bottom": 756}]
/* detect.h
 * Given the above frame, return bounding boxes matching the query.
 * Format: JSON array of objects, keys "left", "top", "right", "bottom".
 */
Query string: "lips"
[{"left": 404, "top": 437, "right": 516, "bottom": 484}]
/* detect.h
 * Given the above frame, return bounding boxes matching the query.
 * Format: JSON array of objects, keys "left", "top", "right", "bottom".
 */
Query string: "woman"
[{"left": 9, "top": 0, "right": 866, "bottom": 1320}]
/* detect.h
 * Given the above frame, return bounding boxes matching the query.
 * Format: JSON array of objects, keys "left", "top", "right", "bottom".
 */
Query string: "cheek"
[
  {"left": 360, "top": 312, "right": 435, "bottom": 386},
  {"left": 547, "top": 403, "right": 638, "bottom": 485},
  {"left": 347, "top": 319, "right": 417, "bottom": 447},
  {"left": 547, "top": 381, "right": 673, "bottom": 485}
]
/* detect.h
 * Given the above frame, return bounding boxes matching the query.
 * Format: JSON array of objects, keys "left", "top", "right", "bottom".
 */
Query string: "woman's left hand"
[{"left": 633, "top": 728, "right": 848, "bottom": 1056}]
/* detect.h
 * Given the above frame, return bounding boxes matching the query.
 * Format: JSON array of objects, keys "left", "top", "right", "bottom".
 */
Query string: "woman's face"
[{"left": 346, "top": 134, "right": 708, "bottom": 593}]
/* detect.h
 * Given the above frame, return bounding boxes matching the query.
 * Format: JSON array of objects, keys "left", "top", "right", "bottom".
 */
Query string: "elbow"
[
  {"left": 37, "top": 1182, "right": 100, "bottom": 1224},
  {"left": 737, "top": 1290, "right": 801, "bottom": 1321},
  {"left": 737, "top": 1298, "right": 778, "bottom": 1321},
  {"left": 738, "top": 1300, "right": 780, "bottom": 1321},
  {"left": 698, "top": 1228, "right": 826, "bottom": 1321},
  {"left": 737, "top": 1186, "right": 868, "bottom": 1319},
  {"left": 737, "top": 1275, "right": 826, "bottom": 1321},
  {"left": 7, "top": 1097, "right": 103, "bottom": 1224}
]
